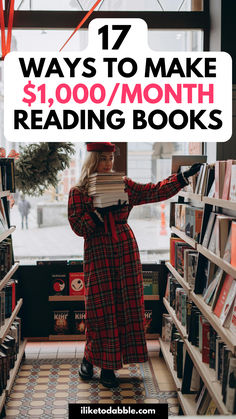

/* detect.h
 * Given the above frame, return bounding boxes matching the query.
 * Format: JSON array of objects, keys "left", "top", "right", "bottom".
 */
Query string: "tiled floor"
[{"left": 5, "top": 340, "right": 179, "bottom": 418}]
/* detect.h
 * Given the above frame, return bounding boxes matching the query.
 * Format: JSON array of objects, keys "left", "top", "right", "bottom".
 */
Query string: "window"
[{"left": 2, "top": 4, "right": 207, "bottom": 263}]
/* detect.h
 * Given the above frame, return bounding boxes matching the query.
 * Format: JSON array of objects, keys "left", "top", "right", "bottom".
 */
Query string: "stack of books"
[{"left": 88, "top": 172, "right": 128, "bottom": 207}]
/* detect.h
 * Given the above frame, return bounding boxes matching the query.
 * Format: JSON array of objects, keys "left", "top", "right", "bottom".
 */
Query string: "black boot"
[
  {"left": 100, "top": 369, "right": 119, "bottom": 388},
  {"left": 79, "top": 357, "right": 93, "bottom": 380}
]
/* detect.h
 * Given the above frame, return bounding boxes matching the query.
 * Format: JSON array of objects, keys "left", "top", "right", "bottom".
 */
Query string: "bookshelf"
[
  {"left": 197, "top": 244, "right": 236, "bottom": 279},
  {"left": 166, "top": 261, "right": 236, "bottom": 354},
  {"left": 178, "top": 191, "right": 202, "bottom": 202},
  {"left": 163, "top": 292, "right": 230, "bottom": 415},
  {"left": 164, "top": 183, "right": 236, "bottom": 415},
  {"left": 0, "top": 226, "right": 16, "bottom": 243},
  {"left": 171, "top": 226, "right": 197, "bottom": 249},
  {"left": 49, "top": 333, "right": 159, "bottom": 341},
  {"left": 0, "top": 262, "right": 19, "bottom": 292},
  {"left": 0, "top": 159, "right": 25, "bottom": 416},
  {"left": 159, "top": 338, "right": 197, "bottom": 416}
]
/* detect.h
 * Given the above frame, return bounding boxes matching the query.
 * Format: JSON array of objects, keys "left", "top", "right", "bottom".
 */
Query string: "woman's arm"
[
  {"left": 68, "top": 187, "right": 102, "bottom": 237},
  {"left": 124, "top": 173, "right": 188, "bottom": 207}
]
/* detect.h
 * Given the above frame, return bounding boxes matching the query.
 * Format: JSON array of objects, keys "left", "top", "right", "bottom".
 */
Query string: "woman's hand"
[
  {"left": 183, "top": 163, "right": 202, "bottom": 179},
  {"left": 95, "top": 200, "right": 127, "bottom": 216}
]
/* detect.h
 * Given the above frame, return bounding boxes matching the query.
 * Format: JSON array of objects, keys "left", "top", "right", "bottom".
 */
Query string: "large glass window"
[
  {"left": 10, "top": 0, "right": 203, "bottom": 11},
  {"left": 0, "top": 7, "right": 205, "bottom": 263},
  {"left": 127, "top": 142, "right": 203, "bottom": 263}
]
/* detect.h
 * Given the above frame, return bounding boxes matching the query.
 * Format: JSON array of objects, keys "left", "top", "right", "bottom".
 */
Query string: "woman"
[{"left": 68, "top": 142, "right": 201, "bottom": 388}]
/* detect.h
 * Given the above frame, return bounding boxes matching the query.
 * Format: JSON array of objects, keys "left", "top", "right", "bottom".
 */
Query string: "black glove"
[
  {"left": 95, "top": 200, "right": 127, "bottom": 216},
  {"left": 183, "top": 163, "right": 202, "bottom": 179}
]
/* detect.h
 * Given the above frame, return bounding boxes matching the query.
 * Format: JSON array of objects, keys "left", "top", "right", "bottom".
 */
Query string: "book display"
[
  {"left": 0, "top": 158, "right": 26, "bottom": 416},
  {"left": 159, "top": 157, "right": 236, "bottom": 415},
  {"left": 47, "top": 262, "right": 161, "bottom": 340}
]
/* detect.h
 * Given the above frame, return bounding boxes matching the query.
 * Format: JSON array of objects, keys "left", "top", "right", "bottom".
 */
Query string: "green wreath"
[{"left": 15, "top": 142, "right": 75, "bottom": 196}]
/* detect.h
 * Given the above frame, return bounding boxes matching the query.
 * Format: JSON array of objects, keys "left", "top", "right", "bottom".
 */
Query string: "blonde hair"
[{"left": 76, "top": 152, "right": 100, "bottom": 192}]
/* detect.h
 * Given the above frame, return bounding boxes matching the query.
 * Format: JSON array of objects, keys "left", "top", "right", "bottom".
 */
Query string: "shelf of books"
[
  {"left": 171, "top": 226, "right": 197, "bottom": 249},
  {"left": 163, "top": 291, "right": 230, "bottom": 415},
  {"left": 165, "top": 262, "right": 192, "bottom": 294},
  {"left": 0, "top": 298, "right": 23, "bottom": 343},
  {"left": 0, "top": 226, "right": 15, "bottom": 243},
  {"left": 159, "top": 338, "right": 197, "bottom": 416},
  {"left": 6, "top": 339, "right": 27, "bottom": 396},
  {"left": 166, "top": 260, "right": 236, "bottom": 354},
  {"left": 163, "top": 298, "right": 187, "bottom": 339},
  {"left": 190, "top": 293, "right": 236, "bottom": 354},
  {"left": 178, "top": 191, "right": 202, "bottom": 202},
  {"left": 0, "top": 262, "right": 19, "bottom": 292},
  {"left": 162, "top": 156, "right": 236, "bottom": 415},
  {"left": 203, "top": 196, "right": 236, "bottom": 211},
  {"left": 197, "top": 244, "right": 236, "bottom": 279},
  {"left": 0, "top": 157, "right": 25, "bottom": 416}
]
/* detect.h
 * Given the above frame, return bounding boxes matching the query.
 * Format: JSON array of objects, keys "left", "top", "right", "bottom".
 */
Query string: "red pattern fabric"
[{"left": 68, "top": 173, "right": 185, "bottom": 370}]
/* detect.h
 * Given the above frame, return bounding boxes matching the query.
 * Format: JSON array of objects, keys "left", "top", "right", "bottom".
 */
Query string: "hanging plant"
[{"left": 15, "top": 142, "right": 76, "bottom": 196}]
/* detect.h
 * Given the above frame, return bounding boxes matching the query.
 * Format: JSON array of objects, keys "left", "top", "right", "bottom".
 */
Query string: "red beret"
[{"left": 86, "top": 142, "right": 115, "bottom": 152}]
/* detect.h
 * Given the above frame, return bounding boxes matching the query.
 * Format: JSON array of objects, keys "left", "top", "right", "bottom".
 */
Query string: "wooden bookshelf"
[
  {"left": 190, "top": 292, "right": 236, "bottom": 354},
  {"left": 159, "top": 338, "right": 181, "bottom": 390},
  {"left": 159, "top": 339, "right": 197, "bottom": 415},
  {"left": 165, "top": 262, "right": 192, "bottom": 294},
  {"left": 0, "top": 191, "right": 10, "bottom": 198},
  {"left": 178, "top": 191, "right": 202, "bottom": 202},
  {"left": 171, "top": 226, "right": 197, "bottom": 249},
  {"left": 49, "top": 295, "right": 85, "bottom": 301},
  {"left": 6, "top": 339, "right": 27, "bottom": 395},
  {"left": 166, "top": 260, "right": 236, "bottom": 354},
  {"left": 49, "top": 333, "right": 159, "bottom": 341},
  {"left": 197, "top": 244, "right": 236, "bottom": 279},
  {"left": 203, "top": 196, "right": 236, "bottom": 211},
  {"left": 184, "top": 339, "right": 230, "bottom": 415},
  {"left": 163, "top": 298, "right": 187, "bottom": 339},
  {"left": 163, "top": 295, "right": 230, "bottom": 414},
  {"left": 0, "top": 262, "right": 19, "bottom": 292},
  {"left": 0, "top": 227, "right": 16, "bottom": 244},
  {"left": 49, "top": 334, "right": 85, "bottom": 341},
  {"left": 0, "top": 299, "right": 23, "bottom": 343}
]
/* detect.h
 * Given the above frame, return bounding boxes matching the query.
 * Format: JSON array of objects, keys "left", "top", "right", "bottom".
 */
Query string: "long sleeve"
[
  {"left": 124, "top": 173, "right": 188, "bottom": 207},
  {"left": 68, "top": 187, "right": 98, "bottom": 238}
]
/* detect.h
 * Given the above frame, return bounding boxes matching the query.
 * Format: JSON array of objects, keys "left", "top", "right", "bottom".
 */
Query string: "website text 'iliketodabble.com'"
[{"left": 69, "top": 403, "right": 168, "bottom": 418}]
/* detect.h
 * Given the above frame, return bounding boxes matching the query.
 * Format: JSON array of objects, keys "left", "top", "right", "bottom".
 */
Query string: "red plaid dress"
[{"left": 68, "top": 173, "right": 186, "bottom": 370}]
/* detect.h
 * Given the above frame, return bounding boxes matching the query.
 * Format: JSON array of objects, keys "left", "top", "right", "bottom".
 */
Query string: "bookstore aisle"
[{"left": 4, "top": 340, "right": 180, "bottom": 418}]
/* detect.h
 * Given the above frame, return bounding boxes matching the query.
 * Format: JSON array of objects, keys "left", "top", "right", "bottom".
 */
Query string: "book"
[
  {"left": 202, "top": 318, "right": 210, "bottom": 364},
  {"left": 222, "top": 160, "right": 236, "bottom": 200},
  {"left": 69, "top": 272, "right": 85, "bottom": 296},
  {"left": 223, "top": 224, "right": 232, "bottom": 263},
  {"left": 215, "top": 160, "right": 226, "bottom": 199},
  {"left": 216, "top": 215, "right": 232, "bottom": 258},
  {"left": 229, "top": 165, "right": 236, "bottom": 201},
  {"left": 73, "top": 310, "right": 86, "bottom": 334},
  {"left": 52, "top": 310, "right": 70, "bottom": 334},
  {"left": 226, "top": 357, "right": 236, "bottom": 413},
  {"left": 213, "top": 273, "right": 235, "bottom": 319},
  {"left": 202, "top": 212, "right": 216, "bottom": 248},
  {"left": 185, "top": 251, "right": 198, "bottom": 288},
  {"left": 93, "top": 192, "right": 128, "bottom": 207},
  {"left": 89, "top": 171, "right": 125, "bottom": 179},
  {"left": 203, "top": 268, "right": 223, "bottom": 305},
  {"left": 231, "top": 221, "right": 236, "bottom": 268},
  {"left": 170, "top": 237, "right": 184, "bottom": 266},
  {"left": 50, "top": 273, "right": 67, "bottom": 296}
]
